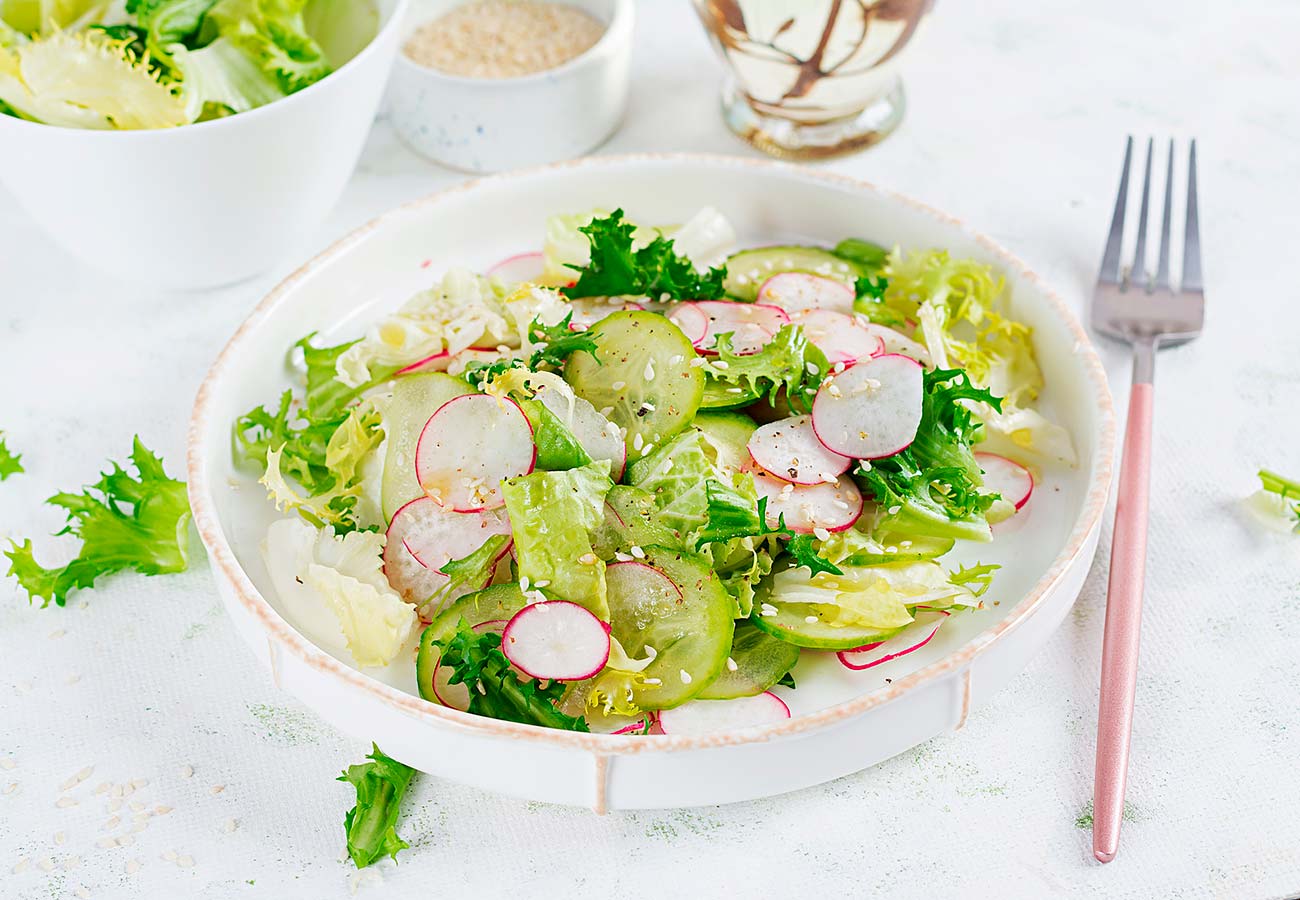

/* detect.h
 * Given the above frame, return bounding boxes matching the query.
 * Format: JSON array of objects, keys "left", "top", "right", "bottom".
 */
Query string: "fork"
[{"left": 1090, "top": 137, "right": 1204, "bottom": 864}]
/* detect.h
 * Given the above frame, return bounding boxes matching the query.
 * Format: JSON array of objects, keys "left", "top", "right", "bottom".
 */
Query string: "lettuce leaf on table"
[
  {"left": 339, "top": 744, "right": 416, "bottom": 869},
  {"left": 0, "top": 431, "right": 22, "bottom": 480}
]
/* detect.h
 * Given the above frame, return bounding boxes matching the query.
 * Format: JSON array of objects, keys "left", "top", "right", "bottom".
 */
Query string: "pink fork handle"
[{"left": 1092, "top": 381, "right": 1154, "bottom": 863}]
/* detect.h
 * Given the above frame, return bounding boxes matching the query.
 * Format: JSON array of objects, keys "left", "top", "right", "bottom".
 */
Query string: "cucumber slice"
[
  {"left": 693, "top": 411, "right": 757, "bottom": 475},
  {"left": 564, "top": 311, "right": 704, "bottom": 463},
  {"left": 724, "top": 246, "right": 861, "bottom": 302},
  {"left": 697, "top": 621, "right": 800, "bottom": 700},
  {"left": 700, "top": 375, "right": 761, "bottom": 410},
  {"left": 416, "top": 584, "right": 527, "bottom": 703},
  {"left": 749, "top": 578, "right": 905, "bottom": 650},
  {"left": 590, "top": 547, "right": 734, "bottom": 711},
  {"left": 591, "top": 485, "right": 682, "bottom": 559},
  {"left": 840, "top": 535, "right": 955, "bottom": 567},
  {"left": 381, "top": 373, "right": 472, "bottom": 523}
]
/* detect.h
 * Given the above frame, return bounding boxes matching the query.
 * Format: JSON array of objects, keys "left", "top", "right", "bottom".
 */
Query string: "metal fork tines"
[
  {"left": 1092, "top": 137, "right": 1205, "bottom": 357},
  {"left": 1089, "top": 136, "right": 1204, "bottom": 865}
]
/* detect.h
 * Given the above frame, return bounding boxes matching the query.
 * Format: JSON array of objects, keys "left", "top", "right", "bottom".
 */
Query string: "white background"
[{"left": 3, "top": 0, "right": 1300, "bottom": 897}]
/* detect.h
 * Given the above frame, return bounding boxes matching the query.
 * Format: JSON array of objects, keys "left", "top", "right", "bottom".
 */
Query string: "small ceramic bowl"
[{"left": 388, "top": 0, "right": 633, "bottom": 173}]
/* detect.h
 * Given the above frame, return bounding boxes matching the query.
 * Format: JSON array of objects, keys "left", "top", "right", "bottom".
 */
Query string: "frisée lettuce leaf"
[{"left": 339, "top": 744, "right": 416, "bottom": 869}]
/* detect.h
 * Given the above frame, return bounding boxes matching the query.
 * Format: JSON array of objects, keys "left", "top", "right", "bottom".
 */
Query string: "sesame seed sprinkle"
[
  {"left": 56, "top": 796, "right": 78, "bottom": 808},
  {"left": 37, "top": 856, "right": 54, "bottom": 872},
  {"left": 126, "top": 859, "right": 141, "bottom": 875},
  {"left": 804, "top": 615, "right": 819, "bottom": 624},
  {"left": 725, "top": 657, "right": 738, "bottom": 672},
  {"left": 679, "top": 669, "right": 692, "bottom": 684},
  {"left": 161, "top": 850, "right": 177, "bottom": 862},
  {"left": 0, "top": 759, "right": 14, "bottom": 770},
  {"left": 177, "top": 854, "right": 195, "bottom": 868},
  {"left": 48, "top": 629, "right": 66, "bottom": 640},
  {"left": 210, "top": 785, "right": 225, "bottom": 795},
  {"left": 12, "top": 857, "right": 28, "bottom": 874}
]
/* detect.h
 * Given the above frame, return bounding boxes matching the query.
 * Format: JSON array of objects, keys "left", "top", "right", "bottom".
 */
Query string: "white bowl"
[
  {"left": 0, "top": 0, "right": 408, "bottom": 290},
  {"left": 188, "top": 154, "right": 1115, "bottom": 810},
  {"left": 388, "top": 0, "right": 633, "bottom": 172}
]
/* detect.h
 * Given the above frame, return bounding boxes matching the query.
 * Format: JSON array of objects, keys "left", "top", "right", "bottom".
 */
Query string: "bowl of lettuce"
[
  {"left": 0, "top": 0, "right": 406, "bottom": 287},
  {"left": 187, "top": 154, "right": 1116, "bottom": 809}
]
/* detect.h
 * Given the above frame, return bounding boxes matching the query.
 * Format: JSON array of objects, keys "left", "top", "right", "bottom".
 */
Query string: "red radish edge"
[
  {"left": 836, "top": 611, "right": 950, "bottom": 671},
  {"left": 668, "top": 303, "right": 710, "bottom": 348},
  {"left": 756, "top": 272, "right": 855, "bottom": 314},
  {"left": 414, "top": 394, "right": 537, "bottom": 512},
  {"left": 810, "top": 353, "right": 925, "bottom": 460},
  {"left": 974, "top": 452, "right": 1034, "bottom": 510},
  {"left": 605, "top": 559, "right": 685, "bottom": 599},
  {"left": 500, "top": 600, "right": 611, "bottom": 681},
  {"left": 396, "top": 350, "right": 452, "bottom": 376},
  {"left": 486, "top": 251, "right": 544, "bottom": 282},
  {"left": 792, "top": 309, "right": 886, "bottom": 365},
  {"left": 749, "top": 467, "right": 863, "bottom": 534},
  {"left": 657, "top": 691, "right": 792, "bottom": 735}
]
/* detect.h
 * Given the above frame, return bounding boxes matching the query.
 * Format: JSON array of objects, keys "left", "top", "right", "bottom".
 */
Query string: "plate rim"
[{"left": 186, "top": 151, "right": 1117, "bottom": 754}]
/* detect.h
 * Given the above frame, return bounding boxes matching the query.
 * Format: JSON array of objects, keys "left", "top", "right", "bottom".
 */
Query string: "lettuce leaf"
[
  {"left": 704, "top": 325, "right": 828, "bottom": 413},
  {"left": 5, "top": 437, "right": 191, "bottom": 607},
  {"left": 501, "top": 461, "right": 612, "bottom": 620},
  {"left": 338, "top": 744, "right": 416, "bottom": 869},
  {"left": 769, "top": 560, "right": 978, "bottom": 629},
  {"left": 201, "top": 0, "right": 330, "bottom": 93},
  {"left": 0, "top": 431, "right": 22, "bottom": 480},
  {"left": 1250, "top": 469, "right": 1300, "bottom": 532},
  {"left": 562, "top": 209, "right": 727, "bottom": 302}
]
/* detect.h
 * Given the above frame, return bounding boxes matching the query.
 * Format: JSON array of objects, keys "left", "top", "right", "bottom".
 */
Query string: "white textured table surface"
[{"left": 3, "top": 1, "right": 1299, "bottom": 898}]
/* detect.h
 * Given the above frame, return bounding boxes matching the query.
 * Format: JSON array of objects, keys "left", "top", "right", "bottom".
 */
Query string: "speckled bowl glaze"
[
  {"left": 387, "top": 0, "right": 633, "bottom": 172},
  {"left": 188, "top": 154, "right": 1115, "bottom": 811}
]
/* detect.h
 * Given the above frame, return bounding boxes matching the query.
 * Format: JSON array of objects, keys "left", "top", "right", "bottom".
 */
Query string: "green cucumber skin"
[
  {"left": 380, "top": 373, "right": 472, "bottom": 523},
  {"left": 415, "top": 584, "right": 527, "bottom": 704},
  {"left": 697, "top": 621, "right": 800, "bottom": 700}
]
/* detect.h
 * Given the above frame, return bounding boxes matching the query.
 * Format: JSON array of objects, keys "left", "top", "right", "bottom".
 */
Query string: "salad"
[
  {"left": 234, "top": 207, "right": 1075, "bottom": 736},
  {"left": 0, "top": 0, "right": 377, "bottom": 129}
]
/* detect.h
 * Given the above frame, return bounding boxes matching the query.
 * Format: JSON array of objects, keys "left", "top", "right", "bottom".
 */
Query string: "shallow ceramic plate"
[{"left": 188, "top": 154, "right": 1115, "bottom": 811}]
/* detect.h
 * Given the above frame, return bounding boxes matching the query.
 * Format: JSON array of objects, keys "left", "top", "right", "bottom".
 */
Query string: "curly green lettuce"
[
  {"left": 562, "top": 209, "right": 727, "bottom": 302},
  {"left": 0, "top": 432, "right": 22, "bottom": 480},
  {"left": 338, "top": 744, "right": 416, "bottom": 869},
  {"left": 5, "top": 437, "right": 191, "bottom": 607},
  {"left": 704, "top": 325, "right": 829, "bottom": 413}
]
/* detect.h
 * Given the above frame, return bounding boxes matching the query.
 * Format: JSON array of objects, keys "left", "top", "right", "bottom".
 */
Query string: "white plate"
[{"left": 187, "top": 155, "right": 1115, "bottom": 811}]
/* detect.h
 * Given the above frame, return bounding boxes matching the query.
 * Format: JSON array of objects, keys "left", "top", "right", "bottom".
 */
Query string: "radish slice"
[
  {"left": 860, "top": 323, "right": 931, "bottom": 364},
  {"left": 975, "top": 452, "right": 1034, "bottom": 510},
  {"left": 415, "top": 394, "right": 536, "bottom": 511},
  {"left": 756, "top": 272, "right": 855, "bottom": 315},
  {"left": 533, "top": 385, "right": 627, "bottom": 479},
  {"left": 567, "top": 298, "right": 645, "bottom": 332},
  {"left": 487, "top": 251, "right": 544, "bottom": 283},
  {"left": 811, "top": 354, "right": 924, "bottom": 459},
  {"left": 750, "top": 469, "right": 863, "bottom": 534},
  {"left": 382, "top": 498, "right": 512, "bottom": 603},
  {"left": 586, "top": 714, "right": 651, "bottom": 735},
  {"left": 837, "top": 610, "right": 949, "bottom": 670},
  {"left": 747, "top": 414, "right": 850, "bottom": 485},
  {"left": 657, "top": 691, "right": 791, "bottom": 735},
  {"left": 667, "top": 302, "right": 710, "bottom": 348},
  {"left": 694, "top": 300, "right": 789, "bottom": 355},
  {"left": 500, "top": 600, "right": 611, "bottom": 681},
  {"left": 395, "top": 350, "right": 451, "bottom": 376},
  {"left": 793, "top": 309, "right": 885, "bottom": 365}
]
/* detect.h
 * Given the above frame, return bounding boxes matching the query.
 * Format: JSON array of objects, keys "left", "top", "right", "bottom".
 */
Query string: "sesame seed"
[
  {"left": 629, "top": 546, "right": 645, "bottom": 559},
  {"left": 578, "top": 552, "right": 599, "bottom": 565},
  {"left": 0, "top": 759, "right": 13, "bottom": 770},
  {"left": 155, "top": 806, "right": 173, "bottom": 815},
  {"left": 56, "top": 796, "right": 78, "bottom": 808},
  {"left": 2, "top": 782, "right": 16, "bottom": 795},
  {"left": 611, "top": 381, "right": 626, "bottom": 391},
  {"left": 711, "top": 360, "right": 730, "bottom": 370},
  {"left": 161, "top": 850, "right": 177, "bottom": 861},
  {"left": 885, "top": 546, "right": 898, "bottom": 553},
  {"left": 177, "top": 854, "right": 195, "bottom": 868},
  {"left": 519, "top": 575, "right": 531, "bottom": 591},
  {"left": 96, "top": 837, "right": 116, "bottom": 849},
  {"left": 679, "top": 670, "right": 693, "bottom": 684},
  {"left": 725, "top": 657, "right": 738, "bottom": 672},
  {"left": 54, "top": 831, "right": 66, "bottom": 845},
  {"left": 760, "top": 603, "right": 779, "bottom": 617},
  {"left": 125, "top": 859, "right": 141, "bottom": 875},
  {"left": 222, "top": 818, "right": 239, "bottom": 833},
  {"left": 804, "top": 615, "right": 819, "bottom": 624},
  {"left": 632, "top": 433, "right": 644, "bottom": 451},
  {"left": 108, "top": 799, "right": 122, "bottom": 813},
  {"left": 210, "top": 785, "right": 225, "bottom": 795},
  {"left": 65, "top": 673, "right": 82, "bottom": 685},
  {"left": 614, "top": 552, "right": 633, "bottom": 563},
  {"left": 813, "top": 527, "right": 831, "bottom": 541},
  {"left": 48, "top": 629, "right": 66, "bottom": 639},
  {"left": 805, "top": 362, "right": 819, "bottom": 375},
  {"left": 888, "top": 505, "right": 902, "bottom": 515},
  {"left": 130, "top": 778, "right": 147, "bottom": 789},
  {"left": 180, "top": 764, "right": 194, "bottom": 779},
  {"left": 129, "top": 823, "right": 147, "bottom": 834},
  {"left": 641, "top": 443, "right": 655, "bottom": 454},
  {"left": 643, "top": 361, "right": 655, "bottom": 381},
  {"left": 644, "top": 677, "right": 662, "bottom": 685},
  {"left": 534, "top": 580, "right": 550, "bottom": 588},
  {"left": 689, "top": 357, "right": 707, "bottom": 368},
  {"left": 103, "top": 816, "right": 120, "bottom": 831},
  {"left": 37, "top": 856, "right": 54, "bottom": 871},
  {"left": 93, "top": 782, "right": 108, "bottom": 794},
  {"left": 12, "top": 857, "right": 28, "bottom": 874}
]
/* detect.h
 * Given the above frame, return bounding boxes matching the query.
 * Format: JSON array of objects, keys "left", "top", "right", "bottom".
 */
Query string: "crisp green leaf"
[
  {"left": 517, "top": 398, "right": 591, "bottom": 471},
  {"left": 201, "top": 0, "right": 331, "bottom": 94},
  {"left": 949, "top": 562, "right": 999, "bottom": 597},
  {"left": 705, "top": 325, "right": 829, "bottom": 413},
  {"left": 785, "top": 534, "right": 843, "bottom": 577},
  {"left": 526, "top": 313, "right": 599, "bottom": 370},
  {"left": 563, "top": 209, "right": 726, "bottom": 302},
  {"left": 337, "top": 744, "right": 416, "bottom": 869},
  {"left": 776, "top": 670, "right": 796, "bottom": 689},
  {"left": 4, "top": 437, "right": 191, "bottom": 608},
  {"left": 1258, "top": 469, "right": 1300, "bottom": 524},
  {"left": 435, "top": 624, "right": 590, "bottom": 731},
  {"left": 834, "top": 238, "right": 889, "bottom": 273},
  {"left": 0, "top": 432, "right": 23, "bottom": 480}
]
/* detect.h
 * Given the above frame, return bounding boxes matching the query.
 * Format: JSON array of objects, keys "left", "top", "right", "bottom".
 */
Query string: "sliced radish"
[
  {"left": 750, "top": 469, "right": 863, "bottom": 534},
  {"left": 382, "top": 498, "right": 513, "bottom": 604},
  {"left": 500, "top": 600, "right": 611, "bottom": 681},
  {"left": 415, "top": 394, "right": 536, "bottom": 511},
  {"left": 486, "top": 251, "right": 544, "bottom": 284},
  {"left": 395, "top": 350, "right": 451, "bottom": 376},
  {"left": 533, "top": 385, "right": 627, "bottom": 479},
  {"left": 667, "top": 302, "right": 710, "bottom": 348},
  {"left": 446, "top": 348, "right": 504, "bottom": 377},
  {"left": 605, "top": 559, "right": 684, "bottom": 607},
  {"left": 793, "top": 309, "right": 885, "bottom": 365},
  {"left": 657, "top": 691, "right": 791, "bottom": 735},
  {"left": 586, "top": 714, "right": 651, "bottom": 735},
  {"left": 695, "top": 300, "right": 789, "bottom": 355},
  {"left": 566, "top": 298, "right": 644, "bottom": 332},
  {"left": 975, "top": 452, "right": 1034, "bottom": 510},
  {"left": 837, "top": 609, "right": 949, "bottom": 670},
  {"left": 756, "top": 272, "right": 855, "bottom": 315},
  {"left": 859, "top": 323, "right": 931, "bottom": 364},
  {"left": 747, "top": 414, "right": 850, "bottom": 485},
  {"left": 811, "top": 354, "right": 924, "bottom": 460}
]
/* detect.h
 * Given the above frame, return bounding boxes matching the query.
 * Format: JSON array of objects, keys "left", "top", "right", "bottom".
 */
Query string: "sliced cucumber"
[
  {"left": 840, "top": 534, "right": 955, "bottom": 567},
  {"left": 415, "top": 584, "right": 528, "bottom": 704},
  {"left": 564, "top": 311, "right": 704, "bottom": 463},
  {"left": 591, "top": 485, "right": 682, "bottom": 559},
  {"left": 517, "top": 398, "right": 592, "bottom": 471},
  {"left": 724, "top": 246, "right": 861, "bottom": 301},
  {"left": 693, "top": 411, "right": 757, "bottom": 475},
  {"left": 700, "top": 375, "right": 761, "bottom": 410},
  {"left": 381, "top": 373, "right": 472, "bottom": 523},
  {"left": 589, "top": 547, "right": 734, "bottom": 711},
  {"left": 749, "top": 578, "right": 905, "bottom": 650},
  {"left": 698, "top": 621, "right": 800, "bottom": 700}
]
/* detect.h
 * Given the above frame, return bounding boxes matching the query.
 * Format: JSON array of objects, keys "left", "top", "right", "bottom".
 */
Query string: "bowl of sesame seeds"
[{"left": 388, "top": 0, "right": 634, "bottom": 172}]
